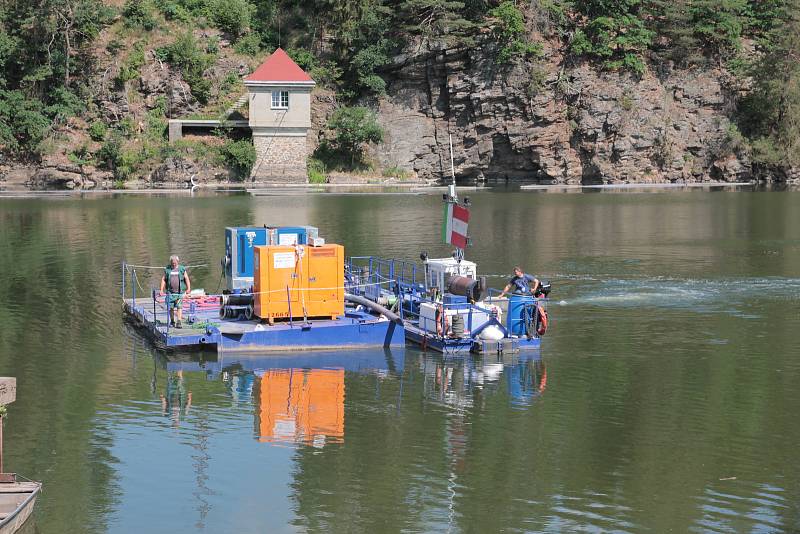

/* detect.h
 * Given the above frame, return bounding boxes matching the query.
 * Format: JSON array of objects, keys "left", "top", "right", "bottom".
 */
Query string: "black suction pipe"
[{"left": 345, "top": 293, "right": 404, "bottom": 325}]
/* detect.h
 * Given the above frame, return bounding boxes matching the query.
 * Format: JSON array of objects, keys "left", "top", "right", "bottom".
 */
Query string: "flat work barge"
[
  {"left": 122, "top": 225, "right": 405, "bottom": 352},
  {"left": 123, "top": 189, "right": 550, "bottom": 355},
  {"left": 122, "top": 295, "right": 404, "bottom": 352}
]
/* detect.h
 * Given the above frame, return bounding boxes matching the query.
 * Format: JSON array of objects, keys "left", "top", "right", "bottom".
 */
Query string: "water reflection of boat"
[
  {"left": 421, "top": 350, "right": 546, "bottom": 409},
  {"left": 162, "top": 349, "right": 405, "bottom": 447},
  {"left": 163, "top": 348, "right": 405, "bottom": 377},
  {"left": 157, "top": 346, "right": 544, "bottom": 450},
  {"left": 255, "top": 368, "right": 344, "bottom": 447}
]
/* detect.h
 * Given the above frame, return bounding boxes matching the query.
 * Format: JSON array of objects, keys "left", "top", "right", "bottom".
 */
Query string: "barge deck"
[{"left": 123, "top": 296, "right": 404, "bottom": 352}]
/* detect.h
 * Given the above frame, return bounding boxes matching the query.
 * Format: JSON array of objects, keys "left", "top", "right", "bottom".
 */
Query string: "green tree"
[
  {"left": 0, "top": 32, "right": 16, "bottom": 88},
  {"left": 646, "top": 0, "right": 704, "bottom": 66},
  {"left": 689, "top": 0, "right": 746, "bottom": 59},
  {"left": 738, "top": 1, "right": 800, "bottom": 166},
  {"left": 96, "top": 134, "right": 123, "bottom": 172},
  {"left": 0, "top": 0, "right": 110, "bottom": 159},
  {"left": 576, "top": 0, "right": 638, "bottom": 17},
  {"left": 743, "top": 0, "right": 788, "bottom": 35},
  {"left": 88, "top": 121, "right": 108, "bottom": 142},
  {"left": 398, "top": 0, "right": 474, "bottom": 45},
  {"left": 488, "top": 1, "right": 543, "bottom": 63},
  {"left": 220, "top": 139, "right": 256, "bottom": 179},
  {"left": 327, "top": 106, "right": 384, "bottom": 167},
  {"left": 0, "top": 90, "right": 51, "bottom": 156},
  {"left": 157, "top": 32, "right": 215, "bottom": 104},
  {"left": 2, "top": 0, "right": 112, "bottom": 91},
  {"left": 334, "top": 3, "right": 396, "bottom": 96},
  {"left": 571, "top": 0, "right": 654, "bottom": 75},
  {"left": 123, "top": 0, "right": 158, "bottom": 30},
  {"left": 209, "top": 0, "right": 255, "bottom": 38}
]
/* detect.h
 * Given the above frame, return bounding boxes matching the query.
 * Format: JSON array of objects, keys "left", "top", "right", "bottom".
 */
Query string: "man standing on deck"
[
  {"left": 499, "top": 266, "right": 540, "bottom": 298},
  {"left": 160, "top": 255, "right": 191, "bottom": 328}
]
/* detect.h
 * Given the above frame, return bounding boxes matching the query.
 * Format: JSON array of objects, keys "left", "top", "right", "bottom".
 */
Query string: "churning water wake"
[{"left": 542, "top": 276, "right": 800, "bottom": 316}]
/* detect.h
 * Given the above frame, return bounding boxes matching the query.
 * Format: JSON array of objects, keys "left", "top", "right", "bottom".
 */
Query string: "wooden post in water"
[{"left": 0, "top": 377, "right": 17, "bottom": 482}]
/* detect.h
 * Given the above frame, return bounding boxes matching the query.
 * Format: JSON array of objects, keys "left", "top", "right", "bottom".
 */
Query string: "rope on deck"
[
  {"left": 227, "top": 279, "right": 397, "bottom": 296},
  {"left": 122, "top": 278, "right": 397, "bottom": 303},
  {"left": 125, "top": 263, "right": 208, "bottom": 270},
  {"left": 132, "top": 268, "right": 146, "bottom": 294}
]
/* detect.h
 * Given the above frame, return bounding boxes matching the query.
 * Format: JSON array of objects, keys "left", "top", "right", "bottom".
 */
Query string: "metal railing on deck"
[
  {"left": 121, "top": 262, "right": 218, "bottom": 335},
  {"left": 123, "top": 260, "right": 403, "bottom": 334},
  {"left": 346, "top": 256, "right": 425, "bottom": 320}
]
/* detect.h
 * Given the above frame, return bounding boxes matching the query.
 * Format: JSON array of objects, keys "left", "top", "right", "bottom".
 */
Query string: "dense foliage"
[
  {"left": 219, "top": 138, "right": 257, "bottom": 179},
  {"left": 0, "top": 0, "right": 113, "bottom": 157},
  {"left": 737, "top": 0, "right": 800, "bottom": 167},
  {"left": 0, "top": 0, "right": 799, "bottom": 175},
  {"left": 156, "top": 32, "right": 215, "bottom": 104},
  {"left": 321, "top": 106, "right": 384, "bottom": 167},
  {"left": 489, "top": 2, "right": 543, "bottom": 63}
]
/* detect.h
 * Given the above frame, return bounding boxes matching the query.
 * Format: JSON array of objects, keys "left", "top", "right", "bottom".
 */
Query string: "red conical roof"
[{"left": 245, "top": 48, "right": 314, "bottom": 84}]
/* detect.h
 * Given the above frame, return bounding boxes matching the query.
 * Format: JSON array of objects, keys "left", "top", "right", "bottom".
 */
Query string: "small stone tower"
[{"left": 245, "top": 48, "right": 315, "bottom": 183}]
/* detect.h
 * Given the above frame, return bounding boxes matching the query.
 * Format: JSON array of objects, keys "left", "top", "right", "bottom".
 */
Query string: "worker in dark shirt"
[
  {"left": 160, "top": 254, "right": 191, "bottom": 328},
  {"left": 499, "top": 266, "right": 540, "bottom": 298}
]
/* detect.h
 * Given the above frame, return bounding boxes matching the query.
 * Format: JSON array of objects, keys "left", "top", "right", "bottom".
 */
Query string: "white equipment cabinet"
[{"left": 424, "top": 257, "right": 477, "bottom": 294}]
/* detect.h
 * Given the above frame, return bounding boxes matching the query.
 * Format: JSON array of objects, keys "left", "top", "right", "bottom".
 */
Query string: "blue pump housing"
[{"left": 224, "top": 226, "right": 319, "bottom": 290}]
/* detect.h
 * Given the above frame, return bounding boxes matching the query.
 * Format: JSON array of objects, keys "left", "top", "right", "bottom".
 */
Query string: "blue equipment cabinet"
[
  {"left": 225, "top": 227, "right": 268, "bottom": 290},
  {"left": 224, "top": 226, "right": 320, "bottom": 290}
]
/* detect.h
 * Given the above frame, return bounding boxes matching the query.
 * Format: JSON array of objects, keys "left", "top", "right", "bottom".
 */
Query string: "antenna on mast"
[
  {"left": 449, "top": 134, "right": 456, "bottom": 184},
  {"left": 448, "top": 134, "right": 457, "bottom": 201}
]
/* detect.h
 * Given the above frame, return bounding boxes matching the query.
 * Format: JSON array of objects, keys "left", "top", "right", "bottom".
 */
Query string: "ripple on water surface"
[
  {"left": 560, "top": 276, "right": 800, "bottom": 312},
  {"left": 4, "top": 192, "right": 800, "bottom": 533}
]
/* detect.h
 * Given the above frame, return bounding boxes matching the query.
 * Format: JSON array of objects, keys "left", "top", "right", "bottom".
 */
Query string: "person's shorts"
[{"left": 167, "top": 293, "right": 183, "bottom": 309}]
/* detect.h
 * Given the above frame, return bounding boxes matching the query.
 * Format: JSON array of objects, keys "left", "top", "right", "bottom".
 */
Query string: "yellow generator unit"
[{"left": 253, "top": 244, "right": 345, "bottom": 322}]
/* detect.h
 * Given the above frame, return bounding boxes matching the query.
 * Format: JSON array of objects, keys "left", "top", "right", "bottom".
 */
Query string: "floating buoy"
[
  {"left": 536, "top": 305, "right": 548, "bottom": 336},
  {"left": 478, "top": 324, "right": 504, "bottom": 341}
]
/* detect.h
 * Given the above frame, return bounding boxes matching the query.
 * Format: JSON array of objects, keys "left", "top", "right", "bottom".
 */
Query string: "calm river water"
[{"left": 1, "top": 189, "right": 799, "bottom": 533}]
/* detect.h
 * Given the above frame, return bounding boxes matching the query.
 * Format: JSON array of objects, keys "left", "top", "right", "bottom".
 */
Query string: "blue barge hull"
[
  {"left": 403, "top": 323, "right": 540, "bottom": 354},
  {"left": 123, "top": 298, "right": 404, "bottom": 352}
]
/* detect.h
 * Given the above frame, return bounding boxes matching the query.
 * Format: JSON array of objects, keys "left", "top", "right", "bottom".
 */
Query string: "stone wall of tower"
[{"left": 250, "top": 134, "right": 308, "bottom": 183}]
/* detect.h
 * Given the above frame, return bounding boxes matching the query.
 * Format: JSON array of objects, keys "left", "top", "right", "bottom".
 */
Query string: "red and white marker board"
[{"left": 443, "top": 202, "right": 470, "bottom": 249}]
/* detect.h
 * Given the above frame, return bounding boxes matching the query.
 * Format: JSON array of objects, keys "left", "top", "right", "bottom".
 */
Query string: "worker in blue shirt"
[{"left": 499, "top": 266, "right": 540, "bottom": 298}]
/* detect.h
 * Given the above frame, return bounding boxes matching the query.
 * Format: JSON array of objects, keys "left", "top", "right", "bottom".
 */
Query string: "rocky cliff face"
[
  {"left": 373, "top": 41, "right": 754, "bottom": 184},
  {"left": 4, "top": 30, "right": 793, "bottom": 190}
]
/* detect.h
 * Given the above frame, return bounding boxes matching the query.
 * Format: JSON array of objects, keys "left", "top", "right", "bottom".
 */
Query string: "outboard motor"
[{"left": 534, "top": 280, "right": 551, "bottom": 298}]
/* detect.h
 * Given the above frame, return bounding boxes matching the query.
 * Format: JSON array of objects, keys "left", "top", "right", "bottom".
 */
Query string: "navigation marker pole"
[{"left": 443, "top": 134, "right": 469, "bottom": 263}]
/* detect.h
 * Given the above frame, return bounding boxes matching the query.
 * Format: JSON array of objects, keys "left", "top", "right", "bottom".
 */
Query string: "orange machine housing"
[{"left": 253, "top": 244, "right": 345, "bottom": 322}]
